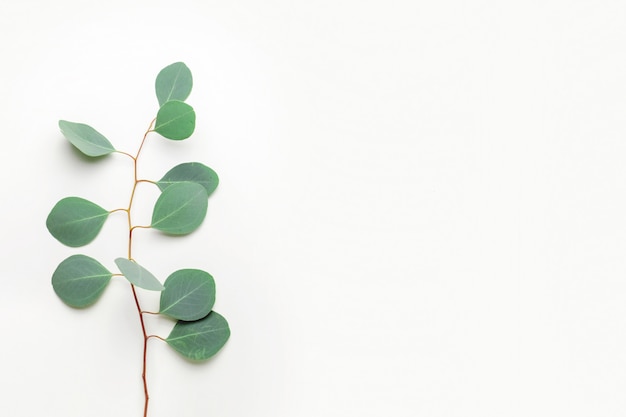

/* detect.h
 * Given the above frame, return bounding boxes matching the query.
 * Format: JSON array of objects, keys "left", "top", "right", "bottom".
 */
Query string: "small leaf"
[
  {"left": 157, "top": 162, "right": 219, "bottom": 196},
  {"left": 46, "top": 197, "right": 109, "bottom": 247},
  {"left": 160, "top": 269, "right": 216, "bottom": 321},
  {"left": 151, "top": 182, "right": 208, "bottom": 235},
  {"left": 114, "top": 258, "right": 164, "bottom": 291},
  {"left": 154, "top": 101, "right": 195, "bottom": 140},
  {"left": 155, "top": 62, "right": 193, "bottom": 106},
  {"left": 52, "top": 255, "right": 113, "bottom": 308},
  {"left": 166, "top": 312, "right": 230, "bottom": 361},
  {"left": 58, "top": 120, "right": 116, "bottom": 157}
]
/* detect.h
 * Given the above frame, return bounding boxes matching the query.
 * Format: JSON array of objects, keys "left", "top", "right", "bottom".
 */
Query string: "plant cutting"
[{"left": 46, "top": 62, "right": 229, "bottom": 417}]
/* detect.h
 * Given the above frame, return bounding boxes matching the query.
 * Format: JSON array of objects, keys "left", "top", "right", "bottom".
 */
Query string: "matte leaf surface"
[
  {"left": 58, "top": 120, "right": 115, "bottom": 157},
  {"left": 114, "top": 258, "right": 164, "bottom": 291},
  {"left": 151, "top": 182, "right": 208, "bottom": 234},
  {"left": 155, "top": 62, "right": 193, "bottom": 106},
  {"left": 154, "top": 101, "right": 195, "bottom": 140},
  {"left": 52, "top": 255, "right": 113, "bottom": 308},
  {"left": 166, "top": 312, "right": 230, "bottom": 361},
  {"left": 46, "top": 197, "right": 109, "bottom": 247},
  {"left": 157, "top": 162, "right": 219, "bottom": 196},
  {"left": 160, "top": 269, "right": 215, "bottom": 321}
]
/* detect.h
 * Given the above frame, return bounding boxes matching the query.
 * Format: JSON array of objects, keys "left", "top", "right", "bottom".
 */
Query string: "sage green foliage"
[
  {"left": 115, "top": 258, "right": 164, "bottom": 291},
  {"left": 166, "top": 311, "right": 230, "bottom": 361},
  {"left": 155, "top": 62, "right": 193, "bottom": 106},
  {"left": 46, "top": 197, "right": 109, "bottom": 247},
  {"left": 52, "top": 255, "right": 112, "bottom": 308},
  {"left": 155, "top": 100, "right": 196, "bottom": 140},
  {"left": 151, "top": 182, "right": 208, "bottom": 234},
  {"left": 157, "top": 162, "right": 219, "bottom": 196},
  {"left": 58, "top": 120, "right": 116, "bottom": 157},
  {"left": 48, "top": 62, "right": 230, "bottom": 375},
  {"left": 160, "top": 269, "right": 216, "bottom": 321}
]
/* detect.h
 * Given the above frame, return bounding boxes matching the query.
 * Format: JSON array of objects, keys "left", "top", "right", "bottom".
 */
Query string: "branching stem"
[{"left": 126, "top": 118, "right": 157, "bottom": 417}]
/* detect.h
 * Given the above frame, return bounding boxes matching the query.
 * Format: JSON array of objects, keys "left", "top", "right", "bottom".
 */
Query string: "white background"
[{"left": 1, "top": 1, "right": 626, "bottom": 416}]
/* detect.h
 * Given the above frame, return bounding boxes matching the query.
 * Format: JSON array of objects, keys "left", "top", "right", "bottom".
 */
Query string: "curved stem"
[
  {"left": 116, "top": 150, "right": 136, "bottom": 160},
  {"left": 131, "top": 225, "right": 152, "bottom": 232},
  {"left": 135, "top": 119, "right": 156, "bottom": 163}
]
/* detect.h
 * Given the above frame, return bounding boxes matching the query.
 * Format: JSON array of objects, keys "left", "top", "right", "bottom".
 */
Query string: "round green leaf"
[
  {"left": 114, "top": 258, "right": 164, "bottom": 291},
  {"left": 151, "top": 182, "right": 208, "bottom": 235},
  {"left": 154, "top": 101, "right": 195, "bottom": 140},
  {"left": 58, "top": 120, "right": 115, "bottom": 157},
  {"left": 157, "top": 162, "right": 219, "bottom": 196},
  {"left": 166, "top": 311, "right": 230, "bottom": 361},
  {"left": 160, "top": 269, "right": 215, "bottom": 321},
  {"left": 155, "top": 62, "right": 193, "bottom": 106},
  {"left": 52, "top": 254, "right": 112, "bottom": 308},
  {"left": 46, "top": 197, "right": 109, "bottom": 247}
]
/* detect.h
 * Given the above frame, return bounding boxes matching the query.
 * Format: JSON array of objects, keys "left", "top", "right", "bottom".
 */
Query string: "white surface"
[{"left": 1, "top": 1, "right": 626, "bottom": 416}]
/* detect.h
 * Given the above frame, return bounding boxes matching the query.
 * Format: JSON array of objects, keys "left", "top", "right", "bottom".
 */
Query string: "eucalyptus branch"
[{"left": 46, "top": 62, "right": 230, "bottom": 417}]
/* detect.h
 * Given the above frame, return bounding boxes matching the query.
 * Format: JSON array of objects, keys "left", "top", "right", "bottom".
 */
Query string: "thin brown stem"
[
  {"left": 125, "top": 118, "right": 157, "bottom": 417},
  {"left": 130, "top": 284, "right": 150, "bottom": 417},
  {"left": 135, "top": 118, "right": 156, "bottom": 162},
  {"left": 131, "top": 225, "right": 152, "bottom": 232},
  {"left": 116, "top": 150, "right": 136, "bottom": 160}
]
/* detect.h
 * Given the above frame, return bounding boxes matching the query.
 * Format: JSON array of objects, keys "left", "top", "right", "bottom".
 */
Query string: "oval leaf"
[
  {"left": 155, "top": 62, "right": 193, "bottom": 106},
  {"left": 166, "top": 311, "right": 230, "bottom": 361},
  {"left": 58, "top": 120, "right": 116, "bottom": 157},
  {"left": 114, "top": 258, "right": 164, "bottom": 291},
  {"left": 151, "top": 182, "right": 208, "bottom": 235},
  {"left": 157, "top": 162, "right": 219, "bottom": 196},
  {"left": 52, "top": 255, "right": 112, "bottom": 308},
  {"left": 160, "top": 269, "right": 216, "bottom": 321},
  {"left": 154, "top": 101, "right": 195, "bottom": 140},
  {"left": 46, "top": 197, "right": 109, "bottom": 247}
]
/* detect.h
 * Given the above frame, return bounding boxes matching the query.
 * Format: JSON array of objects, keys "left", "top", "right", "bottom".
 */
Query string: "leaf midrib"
[
  {"left": 167, "top": 326, "right": 227, "bottom": 342},
  {"left": 62, "top": 123, "right": 114, "bottom": 152},
  {"left": 155, "top": 108, "right": 194, "bottom": 131},
  {"left": 116, "top": 260, "right": 163, "bottom": 290},
  {"left": 152, "top": 187, "right": 204, "bottom": 228},
  {"left": 161, "top": 280, "right": 210, "bottom": 313},
  {"left": 61, "top": 273, "right": 111, "bottom": 283},
  {"left": 58, "top": 211, "right": 108, "bottom": 227},
  {"left": 164, "top": 64, "right": 184, "bottom": 103}
]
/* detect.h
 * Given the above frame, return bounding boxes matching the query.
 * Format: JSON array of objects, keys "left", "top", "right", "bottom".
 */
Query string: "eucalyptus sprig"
[{"left": 47, "top": 62, "right": 229, "bottom": 417}]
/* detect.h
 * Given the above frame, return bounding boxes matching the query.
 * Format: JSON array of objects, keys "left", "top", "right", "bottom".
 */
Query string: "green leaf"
[
  {"left": 114, "top": 258, "right": 164, "bottom": 291},
  {"left": 155, "top": 62, "right": 193, "bottom": 106},
  {"left": 154, "top": 101, "right": 195, "bottom": 140},
  {"left": 151, "top": 182, "right": 208, "bottom": 235},
  {"left": 166, "top": 311, "right": 230, "bottom": 361},
  {"left": 160, "top": 269, "right": 216, "bottom": 321},
  {"left": 46, "top": 197, "right": 109, "bottom": 247},
  {"left": 58, "top": 120, "right": 116, "bottom": 157},
  {"left": 52, "top": 255, "right": 113, "bottom": 308},
  {"left": 157, "top": 162, "right": 219, "bottom": 196}
]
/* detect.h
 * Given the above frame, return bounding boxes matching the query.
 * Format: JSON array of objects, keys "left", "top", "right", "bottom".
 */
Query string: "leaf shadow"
[{"left": 64, "top": 138, "right": 108, "bottom": 163}]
